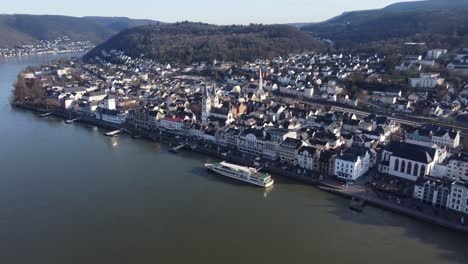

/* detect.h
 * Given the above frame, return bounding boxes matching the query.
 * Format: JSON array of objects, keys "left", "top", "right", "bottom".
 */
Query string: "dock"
[
  {"left": 40, "top": 112, "right": 53, "bottom": 118},
  {"left": 170, "top": 143, "right": 187, "bottom": 153},
  {"left": 65, "top": 118, "right": 79, "bottom": 124},
  {"left": 105, "top": 130, "right": 122, "bottom": 137}
]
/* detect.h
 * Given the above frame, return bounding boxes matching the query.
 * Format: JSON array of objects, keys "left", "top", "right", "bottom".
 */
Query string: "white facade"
[
  {"left": 334, "top": 152, "right": 370, "bottom": 181},
  {"left": 389, "top": 156, "right": 434, "bottom": 181},
  {"left": 447, "top": 157, "right": 468, "bottom": 182},
  {"left": 431, "top": 132, "right": 460, "bottom": 149},
  {"left": 447, "top": 182, "right": 468, "bottom": 215},
  {"left": 409, "top": 73, "right": 444, "bottom": 89},
  {"left": 413, "top": 181, "right": 450, "bottom": 208},
  {"left": 298, "top": 147, "right": 315, "bottom": 171},
  {"left": 99, "top": 111, "right": 128, "bottom": 124},
  {"left": 159, "top": 117, "right": 184, "bottom": 131},
  {"left": 104, "top": 97, "right": 116, "bottom": 110}
]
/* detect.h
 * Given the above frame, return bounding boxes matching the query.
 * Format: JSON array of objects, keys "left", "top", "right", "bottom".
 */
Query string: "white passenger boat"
[{"left": 205, "top": 161, "right": 274, "bottom": 188}]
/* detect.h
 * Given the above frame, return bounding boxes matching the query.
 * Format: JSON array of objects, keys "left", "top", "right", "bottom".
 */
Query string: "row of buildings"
[{"left": 19, "top": 48, "right": 468, "bottom": 217}]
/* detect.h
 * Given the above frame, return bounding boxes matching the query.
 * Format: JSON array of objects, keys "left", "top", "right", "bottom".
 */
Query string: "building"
[
  {"left": 103, "top": 95, "right": 116, "bottom": 110},
  {"left": 380, "top": 142, "right": 439, "bottom": 181},
  {"left": 278, "top": 138, "right": 303, "bottom": 165},
  {"left": 237, "top": 128, "right": 280, "bottom": 160},
  {"left": 201, "top": 85, "right": 219, "bottom": 124},
  {"left": 427, "top": 49, "right": 447, "bottom": 59},
  {"left": 297, "top": 146, "right": 317, "bottom": 171},
  {"left": 315, "top": 149, "right": 337, "bottom": 176},
  {"left": 406, "top": 125, "right": 460, "bottom": 149},
  {"left": 447, "top": 182, "right": 468, "bottom": 215},
  {"left": 447, "top": 63, "right": 468, "bottom": 77},
  {"left": 159, "top": 117, "right": 184, "bottom": 131},
  {"left": 409, "top": 73, "right": 444, "bottom": 89},
  {"left": 414, "top": 179, "right": 451, "bottom": 208},
  {"left": 334, "top": 149, "right": 370, "bottom": 181},
  {"left": 447, "top": 153, "right": 468, "bottom": 182},
  {"left": 96, "top": 109, "right": 128, "bottom": 125}
]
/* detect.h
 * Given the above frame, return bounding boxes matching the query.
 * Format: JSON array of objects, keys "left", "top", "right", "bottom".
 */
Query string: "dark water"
[{"left": 0, "top": 55, "right": 467, "bottom": 264}]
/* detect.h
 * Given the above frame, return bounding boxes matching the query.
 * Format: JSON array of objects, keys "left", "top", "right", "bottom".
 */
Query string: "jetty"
[
  {"left": 65, "top": 118, "right": 79, "bottom": 124},
  {"left": 40, "top": 112, "right": 53, "bottom": 118},
  {"left": 105, "top": 130, "right": 122, "bottom": 137},
  {"left": 170, "top": 143, "right": 187, "bottom": 153}
]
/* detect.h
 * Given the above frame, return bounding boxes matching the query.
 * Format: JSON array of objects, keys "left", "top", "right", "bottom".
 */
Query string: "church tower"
[
  {"left": 255, "top": 68, "right": 267, "bottom": 102},
  {"left": 211, "top": 83, "right": 219, "bottom": 108},
  {"left": 202, "top": 85, "right": 212, "bottom": 124}
]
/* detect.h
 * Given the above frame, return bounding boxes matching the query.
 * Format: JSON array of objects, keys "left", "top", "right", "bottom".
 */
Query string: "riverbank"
[{"left": 12, "top": 102, "right": 468, "bottom": 235}]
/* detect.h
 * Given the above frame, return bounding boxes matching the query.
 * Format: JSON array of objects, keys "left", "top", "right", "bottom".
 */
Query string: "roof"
[
  {"left": 385, "top": 142, "right": 436, "bottom": 164},
  {"left": 280, "top": 138, "right": 303, "bottom": 149},
  {"left": 337, "top": 153, "right": 359, "bottom": 163},
  {"left": 298, "top": 146, "right": 317, "bottom": 155}
]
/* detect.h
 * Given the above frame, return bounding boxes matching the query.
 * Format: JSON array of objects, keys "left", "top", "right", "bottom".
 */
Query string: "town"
[
  {"left": 0, "top": 36, "right": 94, "bottom": 58},
  {"left": 13, "top": 44, "right": 468, "bottom": 233}
]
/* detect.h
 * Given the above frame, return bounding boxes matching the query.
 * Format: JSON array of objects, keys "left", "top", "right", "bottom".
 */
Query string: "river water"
[{"left": 0, "top": 55, "right": 467, "bottom": 264}]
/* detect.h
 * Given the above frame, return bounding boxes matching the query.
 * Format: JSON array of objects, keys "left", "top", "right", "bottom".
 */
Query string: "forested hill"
[
  {"left": 301, "top": 0, "right": 468, "bottom": 51},
  {"left": 85, "top": 22, "right": 325, "bottom": 64},
  {"left": 0, "top": 14, "right": 160, "bottom": 48}
]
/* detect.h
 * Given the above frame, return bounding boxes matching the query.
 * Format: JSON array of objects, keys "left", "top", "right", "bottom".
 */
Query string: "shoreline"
[
  {"left": 0, "top": 50, "right": 89, "bottom": 60},
  {"left": 12, "top": 102, "right": 468, "bottom": 235}
]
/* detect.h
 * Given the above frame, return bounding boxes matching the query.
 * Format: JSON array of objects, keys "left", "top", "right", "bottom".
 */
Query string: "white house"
[{"left": 334, "top": 150, "right": 370, "bottom": 182}]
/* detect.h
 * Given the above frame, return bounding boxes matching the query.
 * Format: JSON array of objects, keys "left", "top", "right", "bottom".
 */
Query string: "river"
[{"left": 0, "top": 54, "right": 467, "bottom": 264}]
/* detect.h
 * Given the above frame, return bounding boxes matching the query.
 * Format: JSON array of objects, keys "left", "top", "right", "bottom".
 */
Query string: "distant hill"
[
  {"left": 301, "top": 0, "right": 468, "bottom": 50},
  {"left": 82, "top": 17, "right": 161, "bottom": 32},
  {"left": 0, "top": 14, "right": 160, "bottom": 48},
  {"left": 383, "top": 0, "right": 468, "bottom": 12},
  {"left": 85, "top": 22, "right": 324, "bottom": 64}
]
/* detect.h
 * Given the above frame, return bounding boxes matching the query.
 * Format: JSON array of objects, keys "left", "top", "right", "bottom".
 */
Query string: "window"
[
  {"left": 420, "top": 165, "right": 426, "bottom": 177},
  {"left": 394, "top": 159, "right": 400, "bottom": 171},
  {"left": 407, "top": 162, "right": 412, "bottom": 175},
  {"left": 413, "top": 163, "right": 419, "bottom": 177},
  {"left": 401, "top": 160, "right": 406, "bottom": 173}
]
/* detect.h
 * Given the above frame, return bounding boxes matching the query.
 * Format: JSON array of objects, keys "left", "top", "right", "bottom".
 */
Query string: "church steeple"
[
  {"left": 202, "top": 84, "right": 212, "bottom": 124},
  {"left": 258, "top": 68, "right": 263, "bottom": 91},
  {"left": 255, "top": 68, "right": 266, "bottom": 102}
]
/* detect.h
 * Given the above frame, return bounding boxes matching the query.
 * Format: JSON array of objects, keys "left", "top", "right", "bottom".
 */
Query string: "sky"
[{"left": 1, "top": 0, "right": 420, "bottom": 24}]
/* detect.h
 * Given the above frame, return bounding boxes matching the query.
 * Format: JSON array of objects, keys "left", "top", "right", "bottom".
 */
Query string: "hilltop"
[
  {"left": 0, "top": 14, "right": 160, "bottom": 48},
  {"left": 85, "top": 22, "right": 324, "bottom": 64},
  {"left": 301, "top": 0, "right": 468, "bottom": 51}
]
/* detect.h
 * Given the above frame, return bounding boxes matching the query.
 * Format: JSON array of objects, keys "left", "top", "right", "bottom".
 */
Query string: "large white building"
[
  {"left": 380, "top": 142, "right": 439, "bottom": 181},
  {"left": 409, "top": 73, "right": 444, "bottom": 89},
  {"left": 414, "top": 179, "right": 450, "bottom": 208},
  {"left": 334, "top": 149, "right": 370, "bottom": 182},
  {"left": 406, "top": 125, "right": 460, "bottom": 149}
]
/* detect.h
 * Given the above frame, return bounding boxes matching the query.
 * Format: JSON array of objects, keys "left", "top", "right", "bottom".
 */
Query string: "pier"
[
  {"left": 105, "top": 130, "right": 122, "bottom": 137},
  {"left": 40, "top": 112, "right": 53, "bottom": 118},
  {"left": 170, "top": 143, "right": 187, "bottom": 153},
  {"left": 65, "top": 118, "right": 79, "bottom": 124}
]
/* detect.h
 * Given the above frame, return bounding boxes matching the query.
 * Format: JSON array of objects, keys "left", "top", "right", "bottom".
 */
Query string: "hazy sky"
[{"left": 2, "top": 0, "right": 419, "bottom": 24}]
